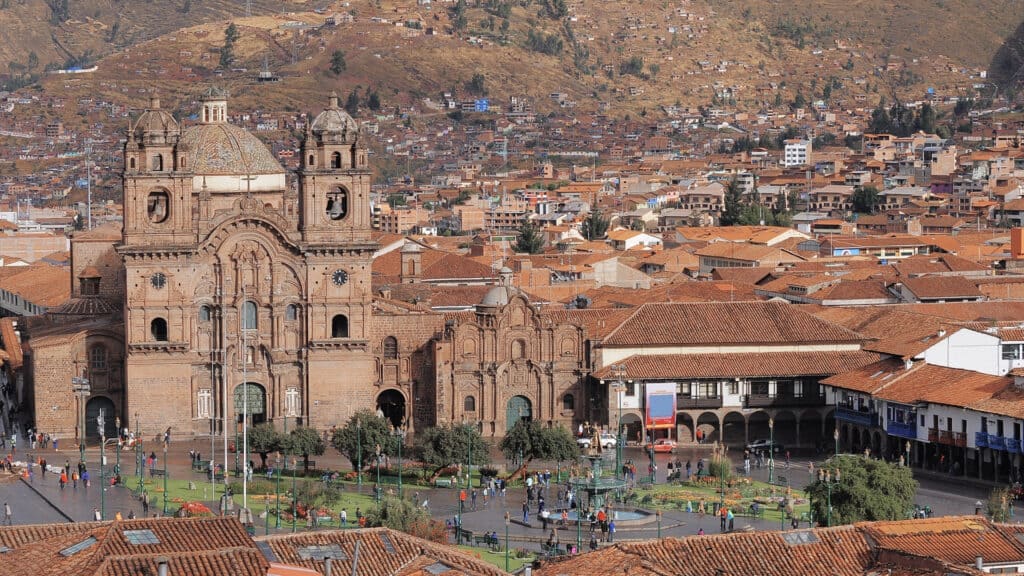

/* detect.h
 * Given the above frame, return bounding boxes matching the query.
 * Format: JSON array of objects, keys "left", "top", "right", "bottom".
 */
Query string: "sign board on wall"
[{"left": 645, "top": 382, "right": 676, "bottom": 430}]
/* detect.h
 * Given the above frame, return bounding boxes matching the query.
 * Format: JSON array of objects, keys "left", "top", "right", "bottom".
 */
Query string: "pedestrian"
[
  {"left": 72, "top": 470, "right": 78, "bottom": 489},
  {"left": 94, "top": 508, "right": 102, "bottom": 521},
  {"left": 341, "top": 508, "right": 347, "bottom": 526},
  {"left": 59, "top": 471, "right": 67, "bottom": 490},
  {"left": 685, "top": 459, "right": 692, "bottom": 479},
  {"left": 589, "top": 532, "right": 598, "bottom": 551},
  {"left": 720, "top": 506, "right": 727, "bottom": 532},
  {"left": 607, "top": 520, "right": 616, "bottom": 542},
  {"left": 727, "top": 508, "right": 735, "bottom": 531},
  {"left": 471, "top": 489, "right": 477, "bottom": 510},
  {"left": 522, "top": 501, "right": 529, "bottom": 523},
  {"left": 541, "top": 508, "right": 549, "bottom": 530},
  {"left": 40, "top": 458, "right": 46, "bottom": 479},
  {"left": 697, "top": 527, "right": 705, "bottom": 535},
  {"left": 785, "top": 450, "right": 791, "bottom": 468},
  {"left": 3, "top": 502, "right": 10, "bottom": 526},
  {"left": 82, "top": 469, "right": 89, "bottom": 488},
  {"left": 127, "top": 509, "right": 136, "bottom": 520},
  {"left": 142, "top": 492, "right": 150, "bottom": 515}
]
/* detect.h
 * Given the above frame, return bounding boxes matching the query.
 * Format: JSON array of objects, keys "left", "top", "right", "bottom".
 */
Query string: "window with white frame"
[
  {"left": 197, "top": 388, "right": 212, "bottom": 419},
  {"left": 793, "top": 380, "right": 804, "bottom": 398},
  {"left": 285, "top": 387, "right": 300, "bottom": 417}
]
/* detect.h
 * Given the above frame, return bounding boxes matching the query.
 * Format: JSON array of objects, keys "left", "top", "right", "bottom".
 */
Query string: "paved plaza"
[{"left": 0, "top": 434, "right": 1007, "bottom": 554}]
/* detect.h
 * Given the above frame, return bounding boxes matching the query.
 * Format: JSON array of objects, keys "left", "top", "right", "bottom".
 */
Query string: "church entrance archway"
[
  {"left": 506, "top": 395, "right": 532, "bottom": 432},
  {"left": 233, "top": 383, "right": 266, "bottom": 427},
  {"left": 85, "top": 396, "right": 116, "bottom": 439},
  {"left": 376, "top": 389, "right": 406, "bottom": 429}
]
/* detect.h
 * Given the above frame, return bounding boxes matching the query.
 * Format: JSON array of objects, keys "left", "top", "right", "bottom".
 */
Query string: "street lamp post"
[
  {"left": 611, "top": 364, "right": 627, "bottom": 480},
  {"left": 135, "top": 412, "right": 144, "bottom": 496},
  {"left": 98, "top": 410, "right": 105, "bottom": 520},
  {"left": 768, "top": 417, "right": 775, "bottom": 485},
  {"left": 576, "top": 501, "right": 581, "bottom": 552},
  {"left": 375, "top": 443, "right": 382, "bottom": 508},
  {"left": 656, "top": 509, "right": 662, "bottom": 538},
  {"left": 275, "top": 453, "right": 282, "bottom": 529},
  {"left": 162, "top": 442, "right": 168, "bottom": 515},
  {"left": 291, "top": 457, "right": 297, "bottom": 533},
  {"left": 834, "top": 428, "right": 840, "bottom": 456},
  {"left": 819, "top": 468, "right": 840, "bottom": 527},
  {"left": 466, "top": 423, "right": 473, "bottom": 490},
  {"left": 395, "top": 428, "right": 403, "bottom": 499},
  {"left": 72, "top": 376, "right": 90, "bottom": 464},
  {"left": 905, "top": 441, "right": 911, "bottom": 469},
  {"left": 356, "top": 418, "right": 362, "bottom": 491},
  {"left": 114, "top": 416, "right": 121, "bottom": 477},
  {"left": 718, "top": 444, "right": 725, "bottom": 511},
  {"left": 504, "top": 512, "right": 510, "bottom": 571}
]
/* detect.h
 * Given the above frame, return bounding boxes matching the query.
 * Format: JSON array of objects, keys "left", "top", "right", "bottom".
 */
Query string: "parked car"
[
  {"left": 577, "top": 433, "right": 618, "bottom": 450},
  {"left": 645, "top": 438, "right": 677, "bottom": 453},
  {"left": 745, "top": 439, "right": 784, "bottom": 454}
]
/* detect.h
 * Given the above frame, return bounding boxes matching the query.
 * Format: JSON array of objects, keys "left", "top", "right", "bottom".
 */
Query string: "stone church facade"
[{"left": 24, "top": 89, "right": 596, "bottom": 441}]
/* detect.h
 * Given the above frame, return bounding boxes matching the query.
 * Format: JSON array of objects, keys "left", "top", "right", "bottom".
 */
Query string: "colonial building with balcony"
[{"left": 592, "top": 300, "right": 877, "bottom": 450}]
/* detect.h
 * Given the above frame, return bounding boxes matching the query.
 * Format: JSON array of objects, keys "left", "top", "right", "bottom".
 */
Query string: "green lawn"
[
  {"left": 627, "top": 476, "right": 814, "bottom": 526},
  {"left": 457, "top": 545, "right": 534, "bottom": 573}
]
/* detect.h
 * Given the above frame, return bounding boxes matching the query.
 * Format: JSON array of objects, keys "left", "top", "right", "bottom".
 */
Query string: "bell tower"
[{"left": 298, "top": 92, "right": 372, "bottom": 244}]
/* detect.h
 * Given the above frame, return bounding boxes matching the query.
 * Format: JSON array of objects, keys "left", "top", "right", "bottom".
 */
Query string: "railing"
[
  {"left": 886, "top": 420, "right": 917, "bottom": 439},
  {"left": 745, "top": 394, "right": 826, "bottom": 408},
  {"left": 976, "top": 432, "right": 1019, "bottom": 452},
  {"left": 677, "top": 397, "right": 723, "bottom": 409},
  {"left": 835, "top": 406, "right": 878, "bottom": 427}
]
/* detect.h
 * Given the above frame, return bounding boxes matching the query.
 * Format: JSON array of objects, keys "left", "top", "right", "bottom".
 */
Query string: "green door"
[{"left": 506, "top": 395, "right": 532, "bottom": 432}]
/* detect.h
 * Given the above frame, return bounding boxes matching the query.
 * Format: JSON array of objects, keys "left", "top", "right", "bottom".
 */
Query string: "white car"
[{"left": 577, "top": 433, "right": 618, "bottom": 450}]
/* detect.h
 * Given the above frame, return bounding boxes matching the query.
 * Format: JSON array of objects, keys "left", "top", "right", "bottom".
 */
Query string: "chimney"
[
  {"left": 904, "top": 358, "right": 913, "bottom": 371},
  {"left": 157, "top": 557, "right": 169, "bottom": 576},
  {"left": 937, "top": 329, "right": 946, "bottom": 338},
  {"left": 324, "top": 557, "right": 333, "bottom": 576},
  {"left": 976, "top": 556, "right": 984, "bottom": 570}
]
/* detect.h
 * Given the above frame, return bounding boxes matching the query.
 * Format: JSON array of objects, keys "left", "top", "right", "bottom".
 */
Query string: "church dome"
[
  {"left": 131, "top": 96, "right": 179, "bottom": 144},
  {"left": 480, "top": 285, "right": 512, "bottom": 307},
  {"left": 310, "top": 92, "right": 359, "bottom": 142},
  {"left": 178, "top": 123, "right": 283, "bottom": 176}
]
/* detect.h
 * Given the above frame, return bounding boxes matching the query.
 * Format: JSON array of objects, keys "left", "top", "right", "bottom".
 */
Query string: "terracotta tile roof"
[
  {"left": 863, "top": 516, "right": 1024, "bottom": 565},
  {"left": 870, "top": 363, "right": 1010, "bottom": 407},
  {"left": 542, "top": 308, "right": 636, "bottom": 339},
  {"left": 0, "top": 517, "right": 266, "bottom": 576},
  {"left": 0, "top": 317, "right": 24, "bottom": 369},
  {"left": 821, "top": 357, "right": 910, "bottom": 393},
  {"left": 0, "top": 263, "right": 70, "bottom": 308},
  {"left": 694, "top": 242, "right": 805, "bottom": 264},
  {"left": 592, "top": 350, "right": 883, "bottom": 380},
  {"left": 602, "top": 301, "right": 863, "bottom": 346},
  {"left": 373, "top": 244, "right": 496, "bottom": 286},
  {"left": 709, "top": 267, "right": 774, "bottom": 285},
  {"left": 256, "top": 527, "right": 506, "bottom": 576},
  {"left": 901, "top": 302, "right": 1024, "bottom": 322},
  {"left": 900, "top": 276, "right": 984, "bottom": 299},
  {"left": 893, "top": 254, "right": 990, "bottom": 277},
  {"left": 578, "top": 281, "right": 762, "bottom": 308}
]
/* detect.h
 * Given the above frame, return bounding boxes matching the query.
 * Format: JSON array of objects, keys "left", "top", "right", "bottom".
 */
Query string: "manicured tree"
[
  {"left": 500, "top": 421, "right": 578, "bottom": 479},
  {"left": 247, "top": 423, "right": 283, "bottom": 471},
  {"left": 284, "top": 427, "right": 325, "bottom": 474},
  {"left": 330, "top": 409, "right": 395, "bottom": 473},
  {"left": 804, "top": 455, "right": 917, "bottom": 525},
  {"left": 413, "top": 423, "right": 490, "bottom": 482}
]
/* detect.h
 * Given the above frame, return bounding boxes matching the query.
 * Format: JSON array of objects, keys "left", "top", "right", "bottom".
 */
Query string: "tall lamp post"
[
  {"left": 393, "top": 426, "right": 404, "bottom": 499},
  {"left": 465, "top": 422, "right": 473, "bottom": 490},
  {"left": 162, "top": 441, "right": 168, "bottom": 515},
  {"left": 275, "top": 452, "right": 282, "bottom": 529},
  {"left": 356, "top": 418, "right": 362, "bottom": 491},
  {"left": 72, "top": 376, "right": 90, "bottom": 464},
  {"left": 818, "top": 468, "right": 840, "bottom": 527},
  {"left": 98, "top": 410, "right": 106, "bottom": 520},
  {"left": 291, "top": 457, "right": 297, "bottom": 533},
  {"left": 611, "top": 364, "right": 627, "bottom": 480},
  {"left": 905, "top": 441, "right": 911, "bottom": 469},
  {"left": 718, "top": 444, "right": 725, "bottom": 512},
  {"left": 834, "top": 428, "right": 840, "bottom": 457},
  {"left": 114, "top": 416, "right": 121, "bottom": 477},
  {"left": 656, "top": 509, "right": 662, "bottom": 538},
  {"left": 504, "top": 512, "right": 510, "bottom": 571},
  {"left": 135, "top": 412, "right": 144, "bottom": 496},
  {"left": 374, "top": 443, "right": 382, "bottom": 508},
  {"left": 768, "top": 417, "right": 775, "bottom": 485}
]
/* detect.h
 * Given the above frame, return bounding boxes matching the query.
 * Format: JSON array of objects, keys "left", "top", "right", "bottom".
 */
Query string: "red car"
[{"left": 645, "top": 439, "right": 677, "bottom": 453}]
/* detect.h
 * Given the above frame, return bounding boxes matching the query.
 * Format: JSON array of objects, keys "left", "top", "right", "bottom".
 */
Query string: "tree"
[
  {"left": 581, "top": 208, "right": 610, "bottom": 240},
  {"left": 329, "top": 50, "right": 347, "bottom": 75},
  {"left": 988, "top": 486, "right": 1013, "bottom": 522},
  {"left": 514, "top": 220, "right": 544, "bottom": 254},
  {"left": 345, "top": 89, "right": 360, "bottom": 115},
  {"left": 805, "top": 455, "right": 917, "bottom": 525},
  {"left": 500, "top": 421, "right": 578, "bottom": 479},
  {"left": 248, "top": 423, "right": 283, "bottom": 471},
  {"left": 367, "top": 91, "right": 381, "bottom": 111},
  {"left": 413, "top": 423, "right": 490, "bottom": 481},
  {"left": 720, "top": 179, "right": 745, "bottom": 226},
  {"left": 364, "top": 497, "right": 448, "bottom": 542},
  {"left": 468, "top": 73, "right": 487, "bottom": 95},
  {"left": 330, "top": 409, "right": 396, "bottom": 473},
  {"left": 284, "top": 426, "right": 325, "bottom": 474},
  {"left": 220, "top": 23, "right": 239, "bottom": 68},
  {"left": 851, "top": 184, "right": 880, "bottom": 214}
]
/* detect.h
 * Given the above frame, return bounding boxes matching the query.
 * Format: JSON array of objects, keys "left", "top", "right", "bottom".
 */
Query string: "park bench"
[
  {"left": 191, "top": 461, "right": 211, "bottom": 472},
  {"left": 772, "top": 475, "right": 788, "bottom": 487},
  {"left": 455, "top": 528, "right": 473, "bottom": 545},
  {"left": 472, "top": 533, "right": 499, "bottom": 549},
  {"left": 541, "top": 542, "right": 565, "bottom": 557},
  {"left": 434, "top": 478, "right": 453, "bottom": 488},
  {"left": 150, "top": 469, "right": 166, "bottom": 478}
]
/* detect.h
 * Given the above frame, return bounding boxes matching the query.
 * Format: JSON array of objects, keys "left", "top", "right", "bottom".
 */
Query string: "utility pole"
[{"left": 85, "top": 138, "right": 92, "bottom": 230}]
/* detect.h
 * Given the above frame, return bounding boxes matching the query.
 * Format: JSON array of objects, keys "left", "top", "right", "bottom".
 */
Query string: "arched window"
[
  {"left": 326, "top": 188, "right": 348, "bottom": 221},
  {"left": 285, "top": 304, "right": 299, "bottom": 321},
  {"left": 146, "top": 191, "right": 169, "bottom": 223},
  {"left": 331, "top": 314, "right": 349, "bottom": 338},
  {"left": 242, "top": 301, "right": 257, "bottom": 330},
  {"left": 464, "top": 396, "right": 476, "bottom": 412},
  {"left": 150, "top": 318, "right": 168, "bottom": 342},
  {"left": 152, "top": 154, "right": 163, "bottom": 171},
  {"left": 308, "top": 154, "right": 315, "bottom": 166},
  {"left": 383, "top": 336, "right": 398, "bottom": 359},
  {"left": 562, "top": 394, "right": 575, "bottom": 411},
  {"left": 199, "top": 305, "right": 211, "bottom": 322},
  {"left": 129, "top": 157, "right": 136, "bottom": 170},
  {"left": 89, "top": 345, "right": 107, "bottom": 371},
  {"left": 511, "top": 339, "right": 526, "bottom": 360},
  {"left": 331, "top": 151, "right": 342, "bottom": 169},
  {"left": 180, "top": 157, "right": 186, "bottom": 169}
]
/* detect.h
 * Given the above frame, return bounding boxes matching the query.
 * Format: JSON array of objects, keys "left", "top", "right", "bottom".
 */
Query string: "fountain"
[{"left": 566, "top": 430, "right": 649, "bottom": 523}]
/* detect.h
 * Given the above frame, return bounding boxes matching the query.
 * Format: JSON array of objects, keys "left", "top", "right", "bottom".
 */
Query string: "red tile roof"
[
  {"left": 602, "top": 301, "right": 863, "bottom": 346},
  {"left": 592, "top": 350, "right": 882, "bottom": 380}
]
